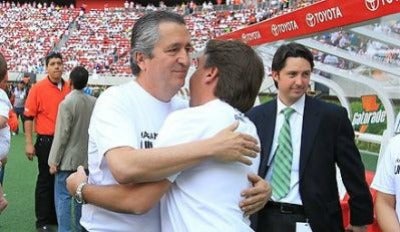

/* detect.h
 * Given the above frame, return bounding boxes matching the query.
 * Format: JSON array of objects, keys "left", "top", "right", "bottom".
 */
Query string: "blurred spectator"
[{"left": 12, "top": 80, "right": 27, "bottom": 135}]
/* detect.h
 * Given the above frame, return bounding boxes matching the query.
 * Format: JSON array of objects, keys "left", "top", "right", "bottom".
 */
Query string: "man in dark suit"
[{"left": 247, "top": 42, "right": 373, "bottom": 232}]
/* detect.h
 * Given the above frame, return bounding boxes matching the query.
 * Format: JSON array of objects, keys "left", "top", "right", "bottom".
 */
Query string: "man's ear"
[
  {"left": 271, "top": 71, "right": 279, "bottom": 82},
  {"left": 204, "top": 66, "right": 218, "bottom": 84},
  {"left": 135, "top": 52, "right": 147, "bottom": 72}
]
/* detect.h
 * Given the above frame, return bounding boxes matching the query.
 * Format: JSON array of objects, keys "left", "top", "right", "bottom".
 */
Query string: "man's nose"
[
  {"left": 177, "top": 49, "right": 190, "bottom": 66},
  {"left": 294, "top": 75, "right": 303, "bottom": 85}
]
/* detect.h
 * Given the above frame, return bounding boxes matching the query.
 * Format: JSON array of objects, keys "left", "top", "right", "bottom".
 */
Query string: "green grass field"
[
  {"left": 0, "top": 129, "right": 379, "bottom": 231},
  {"left": 0, "top": 132, "right": 37, "bottom": 231}
]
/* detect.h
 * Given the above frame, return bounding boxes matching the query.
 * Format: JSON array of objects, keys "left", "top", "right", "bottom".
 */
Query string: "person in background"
[
  {"left": 13, "top": 80, "right": 27, "bottom": 135},
  {"left": 48, "top": 66, "right": 96, "bottom": 232},
  {"left": 247, "top": 42, "right": 373, "bottom": 232},
  {"left": 24, "top": 52, "right": 70, "bottom": 232}
]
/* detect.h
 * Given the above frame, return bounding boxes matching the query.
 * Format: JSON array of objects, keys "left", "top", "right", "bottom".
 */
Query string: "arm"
[
  {"left": 240, "top": 173, "right": 271, "bottom": 216},
  {"left": 24, "top": 119, "right": 35, "bottom": 161},
  {"left": 0, "top": 115, "right": 7, "bottom": 128},
  {"left": 375, "top": 191, "right": 400, "bottom": 232},
  {"left": 370, "top": 136, "right": 400, "bottom": 232},
  {"left": 0, "top": 91, "right": 11, "bottom": 129},
  {"left": 48, "top": 102, "right": 72, "bottom": 174},
  {"left": 107, "top": 122, "right": 259, "bottom": 184},
  {"left": 0, "top": 95, "right": 11, "bottom": 160},
  {"left": 66, "top": 166, "right": 171, "bottom": 214},
  {"left": 0, "top": 184, "right": 7, "bottom": 213},
  {"left": 335, "top": 107, "right": 373, "bottom": 226},
  {"left": 0, "top": 115, "right": 9, "bottom": 159},
  {"left": 24, "top": 86, "right": 37, "bottom": 161}
]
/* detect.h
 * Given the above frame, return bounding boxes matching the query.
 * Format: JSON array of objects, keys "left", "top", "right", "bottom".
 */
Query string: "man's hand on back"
[
  {"left": 211, "top": 121, "right": 260, "bottom": 165},
  {"left": 240, "top": 173, "right": 271, "bottom": 215}
]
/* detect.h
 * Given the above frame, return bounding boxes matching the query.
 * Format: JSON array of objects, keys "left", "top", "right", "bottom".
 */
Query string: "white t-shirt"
[
  {"left": 0, "top": 89, "right": 11, "bottom": 159},
  {"left": 158, "top": 99, "right": 260, "bottom": 232},
  {"left": 371, "top": 134, "right": 400, "bottom": 220},
  {"left": 81, "top": 81, "right": 187, "bottom": 232}
]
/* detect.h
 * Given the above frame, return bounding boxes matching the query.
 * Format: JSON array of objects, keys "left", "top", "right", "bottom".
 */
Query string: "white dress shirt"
[{"left": 266, "top": 94, "right": 305, "bottom": 205}]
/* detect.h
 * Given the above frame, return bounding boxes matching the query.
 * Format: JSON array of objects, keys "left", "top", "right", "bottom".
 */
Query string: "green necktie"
[{"left": 271, "top": 107, "right": 295, "bottom": 200}]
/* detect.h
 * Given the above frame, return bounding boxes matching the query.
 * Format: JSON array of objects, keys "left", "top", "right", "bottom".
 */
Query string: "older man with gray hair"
[{"left": 67, "top": 11, "right": 269, "bottom": 232}]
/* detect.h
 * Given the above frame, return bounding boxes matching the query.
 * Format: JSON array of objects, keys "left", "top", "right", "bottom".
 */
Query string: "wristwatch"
[{"left": 75, "top": 182, "right": 87, "bottom": 204}]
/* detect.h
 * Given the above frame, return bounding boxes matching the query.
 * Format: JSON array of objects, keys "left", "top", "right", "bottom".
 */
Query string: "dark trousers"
[
  {"left": 256, "top": 202, "right": 308, "bottom": 232},
  {"left": 14, "top": 107, "right": 25, "bottom": 133},
  {"left": 35, "top": 135, "right": 57, "bottom": 228},
  {"left": 0, "top": 165, "right": 5, "bottom": 185}
]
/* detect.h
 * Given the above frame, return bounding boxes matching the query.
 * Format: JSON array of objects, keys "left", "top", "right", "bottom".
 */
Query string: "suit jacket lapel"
[
  {"left": 259, "top": 101, "right": 277, "bottom": 177},
  {"left": 299, "top": 96, "right": 321, "bottom": 179}
]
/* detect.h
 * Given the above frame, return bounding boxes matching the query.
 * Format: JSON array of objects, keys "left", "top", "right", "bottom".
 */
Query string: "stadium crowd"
[
  {"left": 3, "top": 0, "right": 399, "bottom": 77},
  {"left": 314, "top": 25, "right": 400, "bottom": 71},
  {"left": 2, "top": 0, "right": 399, "bottom": 77},
  {"left": 0, "top": 0, "right": 329, "bottom": 76}
]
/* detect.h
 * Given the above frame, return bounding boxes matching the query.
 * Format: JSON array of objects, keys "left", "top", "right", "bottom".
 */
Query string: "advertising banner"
[
  {"left": 352, "top": 95, "right": 387, "bottom": 134},
  {"left": 217, "top": 0, "right": 400, "bottom": 46}
]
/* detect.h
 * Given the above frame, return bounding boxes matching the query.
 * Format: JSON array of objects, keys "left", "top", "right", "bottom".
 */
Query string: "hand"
[
  {"left": 212, "top": 122, "right": 260, "bottom": 165},
  {"left": 0, "top": 157, "right": 7, "bottom": 166},
  {"left": 239, "top": 173, "right": 271, "bottom": 216},
  {"left": 25, "top": 143, "right": 36, "bottom": 161},
  {"left": 345, "top": 225, "right": 368, "bottom": 232},
  {"left": 66, "top": 166, "right": 88, "bottom": 196},
  {"left": 0, "top": 196, "right": 8, "bottom": 214},
  {"left": 49, "top": 164, "right": 58, "bottom": 175}
]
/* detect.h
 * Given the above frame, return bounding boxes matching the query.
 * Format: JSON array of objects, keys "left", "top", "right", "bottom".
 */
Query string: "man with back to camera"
[
  {"left": 24, "top": 52, "right": 70, "bottom": 232},
  {"left": 48, "top": 66, "right": 96, "bottom": 232},
  {"left": 67, "top": 39, "right": 267, "bottom": 232},
  {"left": 247, "top": 42, "right": 373, "bottom": 232},
  {"left": 65, "top": 11, "right": 270, "bottom": 232}
]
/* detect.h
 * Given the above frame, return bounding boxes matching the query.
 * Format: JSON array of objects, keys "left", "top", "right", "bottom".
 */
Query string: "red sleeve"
[
  {"left": 24, "top": 84, "right": 38, "bottom": 118},
  {"left": 8, "top": 110, "right": 18, "bottom": 132}
]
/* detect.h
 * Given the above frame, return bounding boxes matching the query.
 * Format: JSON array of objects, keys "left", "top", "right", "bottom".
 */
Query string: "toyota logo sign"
[
  {"left": 365, "top": 0, "right": 380, "bottom": 11},
  {"left": 305, "top": 13, "right": 316, "bottom": 27},
  {"left": 271, "top": 24, "right": 279, "bottom": 36}
]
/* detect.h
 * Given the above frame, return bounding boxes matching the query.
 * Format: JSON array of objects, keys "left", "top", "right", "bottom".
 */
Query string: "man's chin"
[
  {"left": 176, "top": 79, "right": 186, "bottom": 87},
  {"left": 289, "top": 92, "right": 305, "bottom": 101},
  {"left": 49, "top": 76, "right": 62, "bottom": 83},
  {"left": 292, "top": 89, "right": 306, "bottom": 96}
]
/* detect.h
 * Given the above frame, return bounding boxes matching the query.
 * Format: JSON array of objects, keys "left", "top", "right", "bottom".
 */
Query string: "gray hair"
[{"left": 130, "top": 11, "right": 186, "bottom": 75}]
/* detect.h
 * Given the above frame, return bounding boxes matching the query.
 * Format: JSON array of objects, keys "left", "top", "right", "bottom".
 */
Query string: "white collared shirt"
[{"left": 266, "top": 94, "right": 305, "bottom": 205}]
